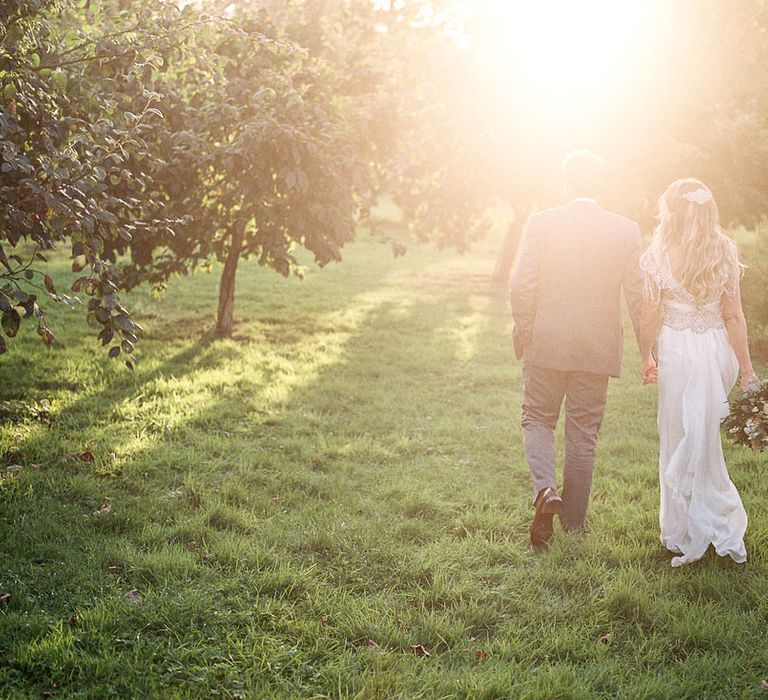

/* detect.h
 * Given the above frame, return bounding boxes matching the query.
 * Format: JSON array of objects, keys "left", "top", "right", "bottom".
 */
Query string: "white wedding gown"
[{"left": 641, "top": 246, "right": 747, "bottom": 567}]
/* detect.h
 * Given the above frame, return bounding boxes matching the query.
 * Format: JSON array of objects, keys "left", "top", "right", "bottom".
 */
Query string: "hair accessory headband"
[{"left": 682, "top": 188, "right": 712, "bottom": 205}]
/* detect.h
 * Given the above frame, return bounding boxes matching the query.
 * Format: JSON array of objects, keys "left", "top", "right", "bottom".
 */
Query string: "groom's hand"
[{"left": 512, "top": 327, "right": 530, "bottom": 361}]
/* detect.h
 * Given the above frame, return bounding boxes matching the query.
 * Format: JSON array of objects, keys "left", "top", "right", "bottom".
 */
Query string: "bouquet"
[{"left": 723, "top": 379, "right": 768, "bottom": 452}]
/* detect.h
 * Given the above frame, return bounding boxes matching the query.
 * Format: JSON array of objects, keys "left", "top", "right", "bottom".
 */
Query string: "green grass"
[{"left": 0, "top": 228, "right": 766, "bottom": 699}]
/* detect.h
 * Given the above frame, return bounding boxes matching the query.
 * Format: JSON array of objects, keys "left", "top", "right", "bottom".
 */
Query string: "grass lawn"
[{"left": 0, "top": 227, "right": 766, "bottom": 699}]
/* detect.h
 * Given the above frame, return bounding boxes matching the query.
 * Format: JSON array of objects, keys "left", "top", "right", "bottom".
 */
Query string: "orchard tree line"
[
  {"left": 0, "top": 0, "right": 465, "bottom": 360},
  {"left": 1, "top": 0, "right": 768, "bottom": 362}
]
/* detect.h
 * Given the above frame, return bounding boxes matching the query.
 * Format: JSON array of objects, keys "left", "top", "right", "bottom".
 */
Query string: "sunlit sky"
[
  {"left": 485, "top": 3, "right": 652, "bottom": 103},
  {"left": 467, "top": 1, "right": 662, "bottom": 134},
  {"left": 371, "top": 0, "right": 664, "bottom": 140}
]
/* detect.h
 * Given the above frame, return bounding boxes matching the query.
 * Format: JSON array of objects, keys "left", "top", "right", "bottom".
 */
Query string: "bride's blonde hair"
[{"left": 651, "top": 178, "right": 740, "bottom": 303}]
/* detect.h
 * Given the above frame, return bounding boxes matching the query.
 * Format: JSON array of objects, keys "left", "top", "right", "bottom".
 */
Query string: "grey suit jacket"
[{"left": 509, "top": 200, "right": 644, "bottom": 378}]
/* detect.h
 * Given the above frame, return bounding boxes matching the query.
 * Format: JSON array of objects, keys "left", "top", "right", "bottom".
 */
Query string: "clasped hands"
[{"left": 641, "top": 356, "right": 658, "bottom": 385}]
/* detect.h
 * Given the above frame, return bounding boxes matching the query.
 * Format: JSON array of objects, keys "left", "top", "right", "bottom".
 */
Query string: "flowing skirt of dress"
[{"left": 657, "top": 324, "right": 747, "bottom": 567}]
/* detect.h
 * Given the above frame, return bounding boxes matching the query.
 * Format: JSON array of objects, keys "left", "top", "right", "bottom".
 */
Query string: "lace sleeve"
[
  {"left": 723, "top": 240, "right": 742, "bottom": 300},
  {"left": 639, "top": 246, "right": 664, "bottom": 304}
]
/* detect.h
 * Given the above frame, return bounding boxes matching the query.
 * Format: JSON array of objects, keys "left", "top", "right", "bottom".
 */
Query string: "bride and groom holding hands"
[{"left": 509, "top": 149, "right": 759, "bottom": 566}]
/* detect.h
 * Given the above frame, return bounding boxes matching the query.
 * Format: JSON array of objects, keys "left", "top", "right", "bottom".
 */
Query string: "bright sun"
[{"left": 471, "top": 0, "right": 657, "bottom": 133}]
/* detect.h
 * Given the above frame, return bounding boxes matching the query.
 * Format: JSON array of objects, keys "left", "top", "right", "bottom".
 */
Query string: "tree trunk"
[
  {"left": 216, "top": 218, "right": 246, "bottom": 337},
  {"left": 491, "top": 217, "right": 525, "bottom": 286}
]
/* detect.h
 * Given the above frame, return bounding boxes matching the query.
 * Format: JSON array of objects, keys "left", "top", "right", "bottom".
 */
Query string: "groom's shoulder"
[
  {"left": 526, "top": 205, "right": 564, "bottom": 227},
  {"left": 529, "top": 204, "right": 639, "bottom": 237},
  {"left": 592, "top": 207, "right": 641, "bottom": 241},
  {"left": 599, "top": 207, "right": 639, "bottom": 228}
]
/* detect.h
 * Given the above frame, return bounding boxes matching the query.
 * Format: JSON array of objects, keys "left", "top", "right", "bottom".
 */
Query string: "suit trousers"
[{"left": 521, "top": 364, "right": 609, "bottom": 532}]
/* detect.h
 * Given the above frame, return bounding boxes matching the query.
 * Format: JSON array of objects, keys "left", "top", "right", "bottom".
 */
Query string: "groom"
[{"left": 509, "top": 150, "right": 647, "bottom": 549}]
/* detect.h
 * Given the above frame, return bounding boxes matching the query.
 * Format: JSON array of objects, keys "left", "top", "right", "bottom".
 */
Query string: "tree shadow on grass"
[
  {"left": 1, "top": 262, "right": 429, "bottom": 695},
  {"left": 4, "top": 269, "right": 512, "bottom": 558}
]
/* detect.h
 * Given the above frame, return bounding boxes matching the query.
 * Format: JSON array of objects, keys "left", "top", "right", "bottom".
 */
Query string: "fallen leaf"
[
  {"left": 475, "top": 650, "right": 489, "bottom": 659},
  {"left": 0, "top": 593, "right": 10, "bottom": 605},
  {"left": 77, "top": 451, "right": 94, "bottom": 463},
  {"left": 90, "top": 503, "right": 111, "bottom": 517},
  {"left": 600, "top": 633, "right": 613, "bottom": 644},
  {"left": 367, "top": 639, "right": 384, "bottom": 652},
  {"left": 124, "top": 589, "right": 141, "bottom": 604},
  {"left": 408, "top": 644, "right": 430, "bottom": 657}
]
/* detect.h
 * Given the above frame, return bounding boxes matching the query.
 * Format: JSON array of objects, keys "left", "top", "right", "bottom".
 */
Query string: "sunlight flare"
[{"left": 472, "top": 0, "right": 657, "bottom": 131}]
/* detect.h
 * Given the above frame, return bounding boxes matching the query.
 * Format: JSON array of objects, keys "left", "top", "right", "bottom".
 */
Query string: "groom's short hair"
[{"left": 562, "top": 150, "right": 604, "bottom": 198}]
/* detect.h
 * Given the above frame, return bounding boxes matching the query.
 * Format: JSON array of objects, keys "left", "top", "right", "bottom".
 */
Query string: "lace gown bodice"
[{"left": 639, "top": 243, "right": 737, "bottom": 333}]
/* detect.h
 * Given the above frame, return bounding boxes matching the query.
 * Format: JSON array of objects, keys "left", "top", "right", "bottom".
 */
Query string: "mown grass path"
[{"left": 0, "top": 232, "right": 766, "bottom": 698}]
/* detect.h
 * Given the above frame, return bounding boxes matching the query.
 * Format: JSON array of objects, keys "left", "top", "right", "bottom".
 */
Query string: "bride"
[{"left": 638, "top": 178, "right": 759, "bottom": 567}]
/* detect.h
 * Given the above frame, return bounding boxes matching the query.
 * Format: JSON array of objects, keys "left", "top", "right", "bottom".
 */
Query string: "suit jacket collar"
[{"left": 568, "top": 197, "right": 600, "bottom": 207}]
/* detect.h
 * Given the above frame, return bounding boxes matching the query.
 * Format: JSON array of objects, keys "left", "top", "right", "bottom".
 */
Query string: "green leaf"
[
  {"left": 114, "top": 315, "right": 135, "bottom": 331},
  {"left": 95, "top": 210, "right": 118, "bottom": 224},
  {"left": 52, "top": 71, "right": 68, "bottom": 91},
  {"left": 98, "top": 326, "right": 114, "bottom": 346},
  {"left": 2, "top": 309, "right": 20, "bottom": 338}
]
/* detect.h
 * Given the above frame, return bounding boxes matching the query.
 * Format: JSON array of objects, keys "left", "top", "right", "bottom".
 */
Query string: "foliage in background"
[
  {"left": 114, "top": 0, "right": 480, "bottom": 336},
  {"left": 740, "top": 223, "right": 768, "bottom": 341},
  {"left": 1, "top": 0, "right": 474, "bottom": 344},
  {"left": 0, "top": 0, "right": 186, "bottom": 362},
  {"left": 111, "top": 7, "right": 377, "bottom": 337}
]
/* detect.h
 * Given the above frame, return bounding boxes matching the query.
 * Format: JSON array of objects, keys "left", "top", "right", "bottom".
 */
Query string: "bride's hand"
[
  {"left": 739, "top": 372, "right": 760, "bottom": 393},
  {"left": 642, "top": 356, "right": 658, "bottom": 385}
]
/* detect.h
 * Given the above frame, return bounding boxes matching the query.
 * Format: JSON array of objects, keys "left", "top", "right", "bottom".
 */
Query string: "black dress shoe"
[{"left": 530, "top": 487, "right": 563, "bottom": 550}]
